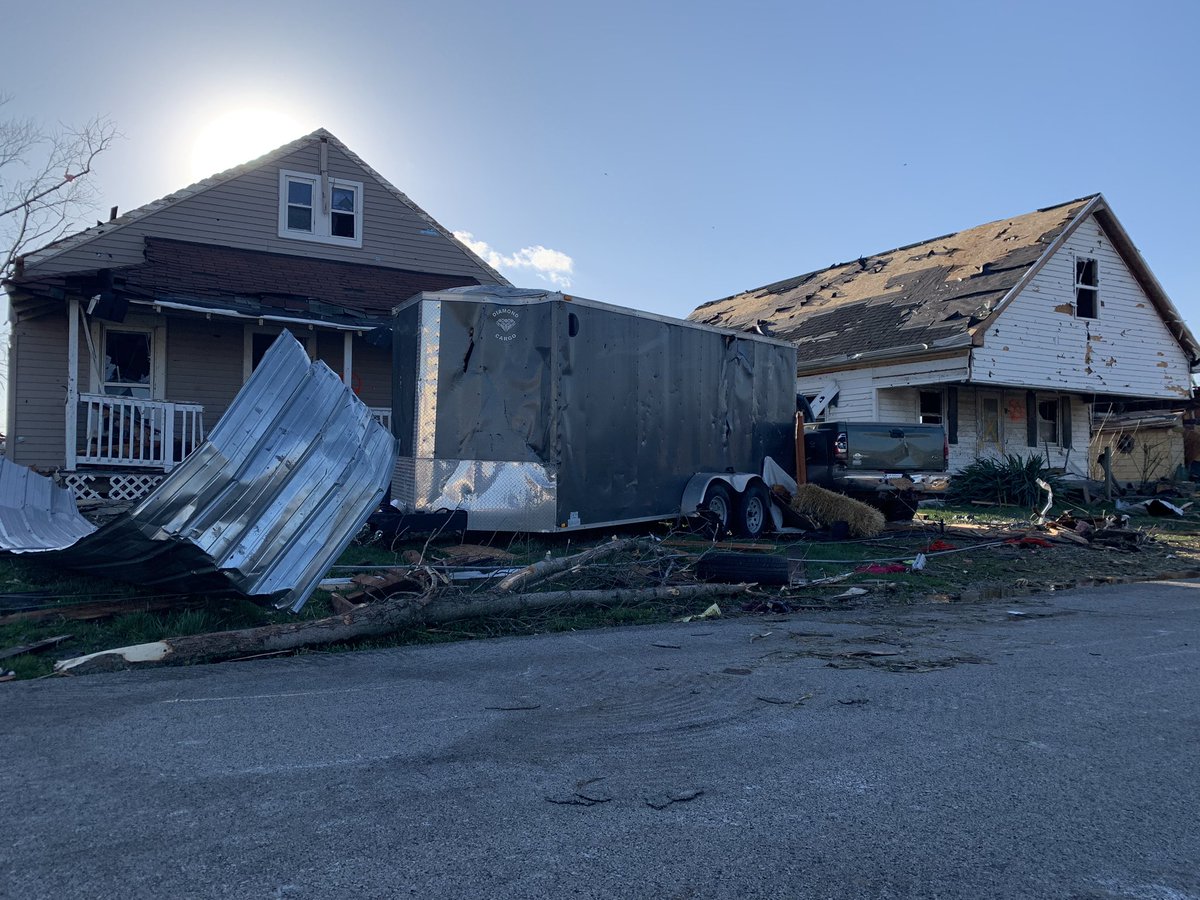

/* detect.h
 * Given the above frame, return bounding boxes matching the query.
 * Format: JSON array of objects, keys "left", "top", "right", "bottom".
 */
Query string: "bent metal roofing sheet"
[{"left": 0, "top": 332, "right": 395, "bottom": 612}]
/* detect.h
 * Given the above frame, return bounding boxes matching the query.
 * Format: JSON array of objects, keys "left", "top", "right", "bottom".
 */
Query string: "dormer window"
[
  {"left": 1075, "top": 256, "right": 1098, "bottom": 319},
  {"left": 278, "top": 169, "right": 363, "bottom": 247}
]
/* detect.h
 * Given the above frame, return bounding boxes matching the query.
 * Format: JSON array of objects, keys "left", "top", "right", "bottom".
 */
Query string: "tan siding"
[
  {"left": 973, "top": 216, "right": 1192, "bottom": 399},
  {"left": 1091, "top": 428, "right": 1182, "bottom": 483},
  {"left": 9, "top": 313, "right": 80, "bottom": 468},
  {"left": 165, "top": 317, "right": 246, "bottom": 429},
  {"left": 28, "top": 141, "right": 501, "bottom": 283},
  {"left": 353, "top": 340, "right": 392, "bottom": 410}
]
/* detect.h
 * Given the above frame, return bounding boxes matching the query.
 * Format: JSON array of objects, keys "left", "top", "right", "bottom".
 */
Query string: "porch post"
[
  {"left": 65, "top": 298, "right": 79, "bottom": 470},
  {"left": 343, "top": 331, "right": 354, "bottom": 392}
]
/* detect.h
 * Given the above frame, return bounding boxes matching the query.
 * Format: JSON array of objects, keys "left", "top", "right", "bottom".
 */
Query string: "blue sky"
[{"left": 5, "top": 0, "right": 1198, "bottom": 324}]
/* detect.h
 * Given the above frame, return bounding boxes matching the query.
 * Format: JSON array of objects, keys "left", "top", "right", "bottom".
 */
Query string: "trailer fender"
[{"left": 680, "top": 473, "right": 762, "bottom": 515}]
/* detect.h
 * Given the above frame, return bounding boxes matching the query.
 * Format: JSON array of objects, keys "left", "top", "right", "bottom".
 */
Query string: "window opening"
[
  {"left": 250, "top": 332, "right": 278, "bottom": 372},
  {"left": 286, "top": 180, "right": 314, "bottom": 233},
  {"left": 1116, "top": 433, "right": 1135, "bottom": 454},
  {"left": 278, "top": 170, "right": 363, "bottom": 247},
  {"left": 980, "top": 396, "right": 1001, "bottom": 446},
  {"left": 102, "top": 330, "right": 152, "bottom": 398},
  {"left": 1037, "top": 399, "right": 1059, "bottom": 445},
  {"left": 919, "top": 390, "right": 943, "bottom": 425},
  {"left": 1075, "top": 257, "right": 1098, "bottom": 318}
]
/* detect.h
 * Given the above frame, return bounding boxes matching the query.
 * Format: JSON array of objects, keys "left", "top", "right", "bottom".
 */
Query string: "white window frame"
[
  {"left": 277, "top": 169, "right": 364, "bottom": 248},
  {"left": 1073, "top": 254, "right": 1099, "bottom": 319},
  {"left": 88, "top": 320, "right": 166, "bottom": 400},
  {"left": 917, "top": 389, "right": 944, "bottom": 425}
]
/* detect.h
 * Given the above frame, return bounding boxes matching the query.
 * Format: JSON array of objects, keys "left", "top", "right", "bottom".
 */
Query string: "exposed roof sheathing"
[{"left": 690, "top": 197, "right": 1097, "bottom": 361}]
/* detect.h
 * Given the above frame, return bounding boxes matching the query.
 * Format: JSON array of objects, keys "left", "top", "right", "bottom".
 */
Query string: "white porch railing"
[
  {"left": 75, "top": 393, "right": 206, "bottom": 472},
  {"left": 369, "top": 407, "right": 392, "bottom": 431}
]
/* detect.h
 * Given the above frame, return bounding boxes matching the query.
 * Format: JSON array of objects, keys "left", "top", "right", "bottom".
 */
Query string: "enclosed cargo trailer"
[{"left": 391, "top": 287, "right": 797, "bottom": 534}]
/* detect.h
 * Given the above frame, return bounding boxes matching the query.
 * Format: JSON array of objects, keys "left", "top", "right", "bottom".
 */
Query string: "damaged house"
[
  {"left": 2, "top": 129, "right": 507, "bottom": 499},
  {"left": 690, "top": 195, "right": 1199, "bottom": 477}
]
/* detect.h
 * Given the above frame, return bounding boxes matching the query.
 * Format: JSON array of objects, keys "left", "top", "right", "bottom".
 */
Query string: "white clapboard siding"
[
  {"left": 797, "top": 353, "right": 970, "bottom": 420},
  {"left": 27, "top": 141, "right": 500, "bottom": 282},
  {"left": 972, "top": 216, "right": 1191, "bottom": 400}
]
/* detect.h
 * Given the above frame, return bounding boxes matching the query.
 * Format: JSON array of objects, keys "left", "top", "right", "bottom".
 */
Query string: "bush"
[{"left": 948, "top": 453, "right": 1063, "bottom": 508}]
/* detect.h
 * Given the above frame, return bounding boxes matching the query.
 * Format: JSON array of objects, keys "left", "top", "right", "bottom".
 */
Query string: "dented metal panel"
[
  {"left": 0, "top": 333, "right": 396, "bottom": 612},
  {"left": 0, "top": 458, "right": 95, "bottom": 553}
]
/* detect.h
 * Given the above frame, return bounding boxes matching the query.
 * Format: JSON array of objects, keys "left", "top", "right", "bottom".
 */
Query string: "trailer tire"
[
  {"left": 734, "top": 482, "right": 772, "bottom": 538},
  {"left": 701, "top": 482, "right": 735, "bottom": 535},
  {"left": 696, "top": 552, "right": 789, "bottom": 586}
]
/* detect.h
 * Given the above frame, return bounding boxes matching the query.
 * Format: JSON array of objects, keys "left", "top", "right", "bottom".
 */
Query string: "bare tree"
[{"left": 0, "top": 97, "right": 118, "bottom": 277}]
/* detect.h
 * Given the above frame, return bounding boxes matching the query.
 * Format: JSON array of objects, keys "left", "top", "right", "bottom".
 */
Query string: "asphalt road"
[{"left": 3, "top": 580, "right": 1199, "bottom": 899}]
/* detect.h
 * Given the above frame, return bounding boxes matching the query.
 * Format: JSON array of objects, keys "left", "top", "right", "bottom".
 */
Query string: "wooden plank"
[{"left": 0, "top": 634, "right": 73, "bottom": 660}]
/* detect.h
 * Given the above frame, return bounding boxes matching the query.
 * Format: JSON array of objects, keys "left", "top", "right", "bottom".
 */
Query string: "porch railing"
[
  {"left": 369, "top": 407, "right": 392, "bottom": 432},
  {"left": 76, "top": 393, "right": 206, "bottom": 472}
]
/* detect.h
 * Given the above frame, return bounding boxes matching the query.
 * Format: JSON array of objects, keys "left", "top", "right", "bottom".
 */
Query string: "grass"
[{"left": 4, "top": 499, "right": 1200, "bottom": 680}]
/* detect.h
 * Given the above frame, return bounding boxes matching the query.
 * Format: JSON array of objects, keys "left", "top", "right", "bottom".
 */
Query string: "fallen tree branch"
[
  {"left": 55, "top": 583, "right": 751, "bottom": 674},
  {"left": 494, "top": 537, "right": 655, "bottom": 594}
]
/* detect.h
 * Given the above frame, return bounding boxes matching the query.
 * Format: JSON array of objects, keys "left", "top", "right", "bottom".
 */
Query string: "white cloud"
[{"left": 454, "top": 231, "right": 574, "bottom": 289}]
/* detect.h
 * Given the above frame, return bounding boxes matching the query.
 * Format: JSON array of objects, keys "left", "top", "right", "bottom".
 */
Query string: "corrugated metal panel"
[
  {"left": 0, "top": 332, "right": 396, "bottom": 612},
  {"left": 0, "top": 458, "right": 95, "bottom": 552}
]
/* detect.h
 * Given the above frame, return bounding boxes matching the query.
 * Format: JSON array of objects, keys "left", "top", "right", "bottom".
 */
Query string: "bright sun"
[{"left": 189, "top": 109, "right": 306, "bottom": 182}]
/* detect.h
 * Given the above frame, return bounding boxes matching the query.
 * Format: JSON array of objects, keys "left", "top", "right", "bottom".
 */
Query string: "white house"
[{"left": 690, "top": 195, "right": 1198, "bottom": 476}]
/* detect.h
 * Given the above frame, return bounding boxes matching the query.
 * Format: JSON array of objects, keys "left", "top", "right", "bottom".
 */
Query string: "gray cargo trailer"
[{"left": 391, "top": 287, "right": 798, "bottom": 534}]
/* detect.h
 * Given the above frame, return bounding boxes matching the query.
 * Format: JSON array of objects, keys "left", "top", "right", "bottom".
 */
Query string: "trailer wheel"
[
  {"left": 701, "top": 482, "right": 734, "bottom": 534},
  {"left": 734, "top": 482, "right": 772, "bottom": 538}
]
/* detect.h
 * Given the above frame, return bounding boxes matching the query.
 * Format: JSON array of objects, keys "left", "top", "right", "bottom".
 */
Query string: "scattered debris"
[
  {"left": 756, "top": 692, "right": 813, "bottom": 706},
  {"left": 679, "top": 603, "right": 722, "bottom": 623}
]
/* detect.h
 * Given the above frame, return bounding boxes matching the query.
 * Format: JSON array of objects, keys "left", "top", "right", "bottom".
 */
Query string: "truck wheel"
[
  {"left": 734, "top": 482, "right": 772, "bottom": 538},
  {"left": 701, "top": 482, "right": 734, "bottom": 534},
  {"left": 881, "top": 493, "right": 919, "bottom": 522}
]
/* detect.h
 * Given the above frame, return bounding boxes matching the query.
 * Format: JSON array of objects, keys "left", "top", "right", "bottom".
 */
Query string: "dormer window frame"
[
  {"left": 1074, "top": 254, "right": 1099, "bottom": 319},
  {"left": 277, "top": 169, "right": 364, "bottom": 248}
]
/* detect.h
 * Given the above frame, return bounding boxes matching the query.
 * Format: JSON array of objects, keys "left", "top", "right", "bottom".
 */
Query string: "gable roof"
[
  {"left": 13, "top": 238, "right": 482, "bottom": 326},
  {"left": 690, "top": 194, "right": 1200, "bottom": 369},
  {"left": 15, "top": 128, "right": 508, "bottom": 285}
]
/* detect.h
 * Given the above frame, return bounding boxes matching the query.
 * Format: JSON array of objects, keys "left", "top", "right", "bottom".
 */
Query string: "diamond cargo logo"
[{"left": 492, "top": 307, "right": 520, "bottom": 342}]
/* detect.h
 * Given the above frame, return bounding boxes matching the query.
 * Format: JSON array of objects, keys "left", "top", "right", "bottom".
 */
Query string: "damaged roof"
[
  {"left": 689, "top": 195, "right": 1200, "bottom": 367},
  {"left": 12, "top": 237, "right": 482, "bottom": 325}
]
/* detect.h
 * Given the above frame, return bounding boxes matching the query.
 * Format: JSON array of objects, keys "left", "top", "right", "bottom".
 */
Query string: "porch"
[{"left": 67, "top": 393, "right": 393, "bottom": 473}]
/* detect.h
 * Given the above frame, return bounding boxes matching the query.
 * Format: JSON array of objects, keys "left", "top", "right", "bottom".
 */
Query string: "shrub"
[{"left": 948, "top": 453, "right": 1063, "bottom": 508}]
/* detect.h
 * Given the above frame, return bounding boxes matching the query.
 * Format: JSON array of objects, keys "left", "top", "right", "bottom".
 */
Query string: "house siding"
[
  {"left": 26, "top": 141, "right": 501, "bottom": 284},
  {"left": 1092, "top": 427, "right": 1183, "bottom": 483},
  {"left": 8, "top": 312, "right": 82, "bottom": 469},
  {"left": 796, "top": 354, "right": 970, "bottom": 421},
  {"left": 972, "top": 216, "right": 1191, "bottom": 399},
  {"left": 166, "top": 316, "right": 247, "bottom": 429}
]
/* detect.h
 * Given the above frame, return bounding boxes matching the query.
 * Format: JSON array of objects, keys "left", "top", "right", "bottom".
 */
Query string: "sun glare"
[{"left": 189, "top": 109, "right": 306, "bottom": 182}]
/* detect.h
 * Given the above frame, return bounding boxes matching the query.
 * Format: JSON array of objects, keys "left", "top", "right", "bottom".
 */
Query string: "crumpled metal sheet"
[
  {"left": 0, "top": 457, "right": 96, "bottom": 553},
  {"left": 0, "top": 332, "right": 396, "bottom": 612}
]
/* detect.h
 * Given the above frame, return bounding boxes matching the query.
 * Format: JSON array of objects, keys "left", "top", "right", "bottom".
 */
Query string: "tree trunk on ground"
[{"left": 55, "top": 583, "right": 752, "bottom": 675}]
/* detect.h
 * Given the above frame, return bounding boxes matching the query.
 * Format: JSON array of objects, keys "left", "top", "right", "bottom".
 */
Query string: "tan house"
[
  {"left": 2, "top": 129, "right": 507, "bottom": 498},
  {"left": 691, "top": 195, "right": 1199, "bottom": 477}
]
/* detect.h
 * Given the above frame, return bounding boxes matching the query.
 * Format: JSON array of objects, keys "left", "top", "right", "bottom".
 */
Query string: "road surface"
[{"left": 3, "top": 579, "right": 1198, "bottom": 898}]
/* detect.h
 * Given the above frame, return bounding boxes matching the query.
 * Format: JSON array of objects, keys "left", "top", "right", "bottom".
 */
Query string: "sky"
[{"left": 4, "top": 0, "right": 1199, "bottom": 326}]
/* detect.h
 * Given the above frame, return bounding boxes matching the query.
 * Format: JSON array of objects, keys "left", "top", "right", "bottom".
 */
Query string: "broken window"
[
  {"left": 1037, "top": 399, "right": 1059, "bottom": 445},
  {"left": 1075, "top": 256, "right": 1098, "bottom": 319},
  {"left": 919, "top": 390, "right": 943, "bottom": 425},
  {"left": 102, "top": 329, "right": 152, "bottom": 398},
  {"left": 1116, "top": 433, "right": 1135, "bottom": 454}
]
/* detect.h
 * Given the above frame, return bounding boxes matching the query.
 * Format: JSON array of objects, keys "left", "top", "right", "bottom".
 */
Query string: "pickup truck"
[{"left": 802, "top": 421, "right": 949, "bottom": 521}]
